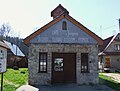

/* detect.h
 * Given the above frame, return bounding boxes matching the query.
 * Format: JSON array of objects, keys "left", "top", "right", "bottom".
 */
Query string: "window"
[
  {"left": 81, "top": 53, "right": 89, "bottom": 73},
  {"left": 114, "top": 44, "right": 120, "bottom": 51},
  {"left": 117, "top": 37, "right": 120, "bottom": 40},
  {"left": 115, "top": 36, "right": 120, "bottom": 40},
  {"left": 62, "top": 21, "right": 67, "bottom": 30},
  {"left": 54, "top": 58, "right": 63, "bottom": 71},
  {"left": 117, "top": 58, "right": 120, "bottom": 62},
  {"left": 39, "top": 53, "right": 47, "bottom": 72},
  {"left": 0, "top": 50, "right": 4, "bottom": 59}
]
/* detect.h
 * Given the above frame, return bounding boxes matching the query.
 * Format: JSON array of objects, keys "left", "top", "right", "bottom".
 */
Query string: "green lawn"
[
  {"left": 0, "top": 68, "right": 28, "bottom": 91},
  {"left": 1, "top": 69, "right": 120, "bottom": 91},
  {"left": 99, "top": 73, "right": 120, "bottom": 91}
]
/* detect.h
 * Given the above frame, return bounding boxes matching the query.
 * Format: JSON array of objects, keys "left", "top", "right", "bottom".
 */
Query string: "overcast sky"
[{"left": 0, "top": 0, "right": 120, "bottom": 39}]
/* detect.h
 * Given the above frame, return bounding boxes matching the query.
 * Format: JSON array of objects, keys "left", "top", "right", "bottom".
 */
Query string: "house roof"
[
  {"left": 4, "top": 40, "right": 25, "bottom": 57},
  {"left": 24, "top": 14, "right": 103, "bottom": 45},
  {"left": 99, "top": 35, "right": 114, "bottom": 52},
  {"left": 99, "top": 33, "right": 120, "bottom": 56},
  {"left": 104, "top": 33, "right": 119, "bottom": 51},
  {"left": 0, "top": 41, "right": 9, "bottom": 49},
  {"left": 103, "top": 52, "right": 120, "bottom": 55}
]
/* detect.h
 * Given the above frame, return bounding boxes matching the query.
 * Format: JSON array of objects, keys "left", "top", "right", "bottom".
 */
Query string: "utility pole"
[
  {"left": 118, "top": 18, "right": 120, "bottom": 33},
  {"left": 1, "top": 73, "right": 3, "bottom": 91},
  {"left": 100, "top": 25, "right": 102, "bottom": 38}
]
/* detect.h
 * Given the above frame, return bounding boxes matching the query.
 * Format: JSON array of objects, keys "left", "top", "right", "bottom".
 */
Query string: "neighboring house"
[
  {"left": 3, "top": 40, "right": 27, "bottom": 68},
  {"left": 99, "top": 33, "right": 120, "bottom": 72},
  {"left": 0, "top": 41, "right": 9, "bottom": 73},
  {"left": 5, "top": 36, "right": 29, "bottom": 57},
  {"left": 24, "top": 4, "right": 103, "bottom": 85}
]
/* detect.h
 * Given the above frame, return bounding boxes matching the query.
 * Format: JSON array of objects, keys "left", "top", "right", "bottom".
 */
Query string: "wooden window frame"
[
  {"left": 62, "top": 21, "right": 67, "bottom": 30},
  {"left": 81, "top": 53, "right": 89, "bottom": 73},
  {"left": 38, "top": 52, "right": 47, "bottom": 73}
]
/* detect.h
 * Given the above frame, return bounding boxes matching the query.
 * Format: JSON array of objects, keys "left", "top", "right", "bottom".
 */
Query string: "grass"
[
  {"left": 1, "top": 69, "right": 120, "bottom": 91},
  {"left": 0, "top": 68, "right": 28, "bottom": 91},
  {"left": 99, "top": 73, "right": 120, "bottom": 91}
]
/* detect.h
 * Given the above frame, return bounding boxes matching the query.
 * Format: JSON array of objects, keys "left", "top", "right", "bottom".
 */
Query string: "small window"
[
  {"left": 115, "top": 37, "right": 120, "bottom": 41},
  {"left": 114, "top": 44, "right": 120, "bottom": 51},
  {"left": 118, "top": 37, "right": 119, "bottom": 40},
  {"left": 39, "top": 53, "right": 47, "bottom": 73},
  {"left": 62, "top": 21, "right": 67, "bottom": 30},
  {"left": 117, "top": 59, "right": 119, "bottom": 62},
  {"left": 54, "top": 58, "right": 63, "bottom": 71},
  {"left": 0, "top": 50, "right": 3, "bottom": 59},
  {"left": 81, "top": 53, "right": 89, "bottom": 73}
]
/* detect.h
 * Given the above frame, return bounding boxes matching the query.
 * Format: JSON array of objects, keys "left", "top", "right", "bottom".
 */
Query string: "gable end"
[{"left": 24, "top": 15, "right": 103, "bottom": 45}]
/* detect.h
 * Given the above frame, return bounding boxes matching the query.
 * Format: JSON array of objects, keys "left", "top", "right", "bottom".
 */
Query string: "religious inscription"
[
  {"left": 52, "top": 37, "right": 62, "bottom": 42},
  {"left": 52, "top": 30, "right": 59, "bottom": 35},
  {"left": 31, "top": 28, "right": 96, "bottom": 44},
  {"left": 78, "top": 38, "right": 89, "bottom": 43},
  {"left": 33, "top": 36, "right": 90, "bottom": 43},
  {"left": 63, "top": 38, "right": 76, "bottom": 42},
  {"left": 68, "top": 32, "right": 78, "bottom": 36}
]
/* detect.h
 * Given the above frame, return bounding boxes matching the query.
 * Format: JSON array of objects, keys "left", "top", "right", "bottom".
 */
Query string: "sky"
[{"left": 0, "top": 0, "right": 120, "bottom": 39}]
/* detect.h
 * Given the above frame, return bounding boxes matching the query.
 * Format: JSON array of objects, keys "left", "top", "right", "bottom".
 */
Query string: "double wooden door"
[{"left": 52, "top": 53, "right": 76, "bottom": 83}]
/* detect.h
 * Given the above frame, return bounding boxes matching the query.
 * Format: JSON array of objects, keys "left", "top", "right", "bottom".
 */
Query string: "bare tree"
[{"left": 0, "top": 23, "right": 11, "bottom": 40}]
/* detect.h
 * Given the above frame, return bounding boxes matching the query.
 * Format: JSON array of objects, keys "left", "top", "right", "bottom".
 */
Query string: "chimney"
[{"left": 51, "top": 4, "right": 69, "bottom": 19}]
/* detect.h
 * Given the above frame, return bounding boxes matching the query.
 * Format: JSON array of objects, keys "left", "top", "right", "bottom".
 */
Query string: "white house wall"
[
  {"left": 0, "top": 46, "right": 7, "bottom": 73},
  {"left": 110, "top": 56, "right": 120, "bottom": 69}
]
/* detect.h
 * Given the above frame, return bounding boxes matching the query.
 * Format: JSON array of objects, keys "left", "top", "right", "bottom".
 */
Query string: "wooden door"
[
  {"left": 105, "top": 57, "right": 110, "bottom": 68},
  {"left": 52, "top": 53, "right": 76, "bottom": 83}
]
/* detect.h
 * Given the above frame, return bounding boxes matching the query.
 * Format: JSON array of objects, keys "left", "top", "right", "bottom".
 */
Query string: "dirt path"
[{"left": 102, "top": 73, "right": 120, "bottom": 83}]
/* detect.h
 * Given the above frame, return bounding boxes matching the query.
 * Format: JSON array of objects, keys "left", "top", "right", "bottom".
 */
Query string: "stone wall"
[{"left": 28, "top": 44, "right": 99, "bottom": 85}]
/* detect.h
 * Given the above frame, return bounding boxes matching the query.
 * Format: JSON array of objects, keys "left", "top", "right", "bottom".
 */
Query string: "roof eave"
[
  {"left": 24, "top": 14, "right": 103, "bottom": 46},
  {"left": 65, "top": 15, "right": 103, "bottom": 45},
  {"left": 24, "top": 14, "right": 65, "bottom": 45}
]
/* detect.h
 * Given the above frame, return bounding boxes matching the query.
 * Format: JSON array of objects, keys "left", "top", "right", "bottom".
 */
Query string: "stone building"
[{"left": 24, "top": 4, "right": 103, "bottom": 85}]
